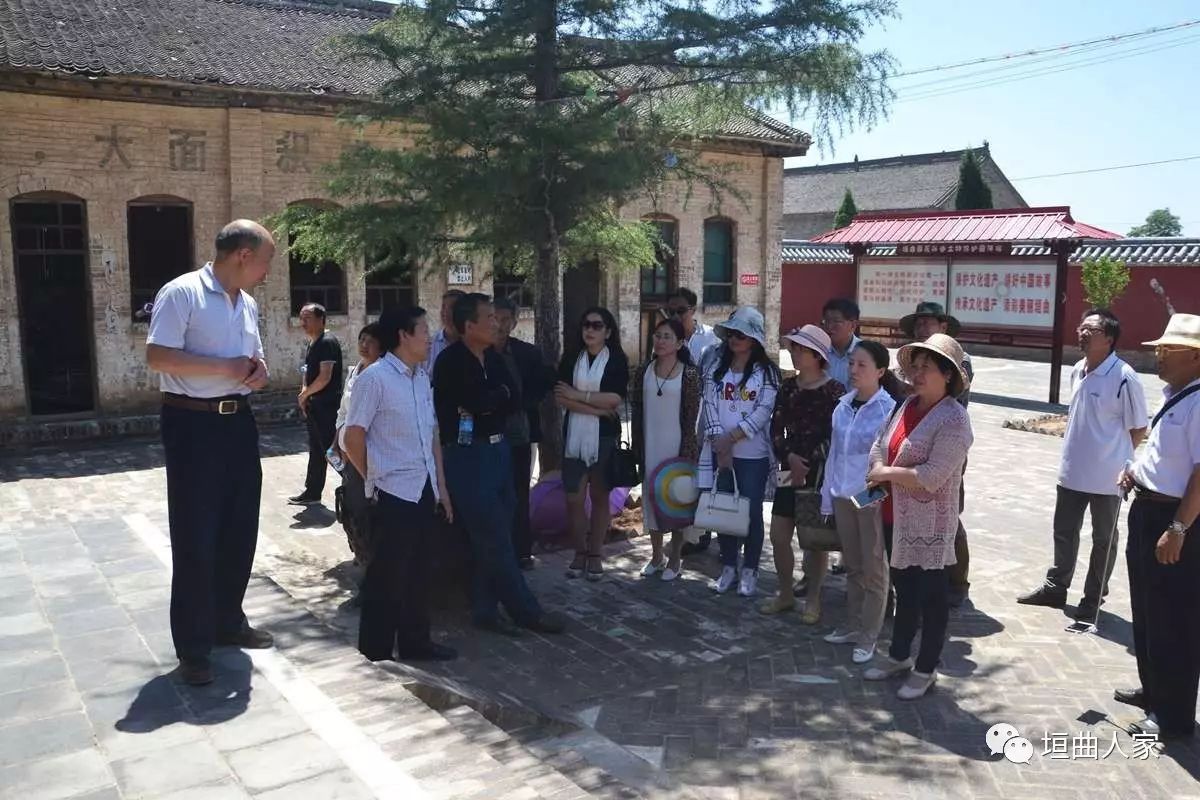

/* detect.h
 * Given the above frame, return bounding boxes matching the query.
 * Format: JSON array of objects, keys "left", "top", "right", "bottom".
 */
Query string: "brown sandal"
[{"left": 585, "top": 553, "right": 604, "bottom": 582}]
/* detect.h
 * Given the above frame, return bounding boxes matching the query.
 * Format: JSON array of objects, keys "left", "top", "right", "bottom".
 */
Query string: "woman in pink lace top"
[{"left": 862, "top": 333, "right": 974, "bottom": 700}]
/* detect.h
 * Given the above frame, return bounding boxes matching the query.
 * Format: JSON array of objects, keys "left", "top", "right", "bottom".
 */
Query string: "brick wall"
[{"left": 0, "top": 88, "right": 786, "bottom": 418}]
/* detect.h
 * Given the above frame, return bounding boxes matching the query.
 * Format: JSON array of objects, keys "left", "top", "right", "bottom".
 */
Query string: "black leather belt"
[
  {"left": 1134, "top": 484, "right": 1180, "bottom": 504},
  {"left": 161, "top": 393, "right": 250, "bottom": 415}
]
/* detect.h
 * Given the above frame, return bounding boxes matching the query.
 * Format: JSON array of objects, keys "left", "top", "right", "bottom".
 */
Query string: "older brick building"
[{"left": 0, "top": 0, "right": 808, "bottom": 420}]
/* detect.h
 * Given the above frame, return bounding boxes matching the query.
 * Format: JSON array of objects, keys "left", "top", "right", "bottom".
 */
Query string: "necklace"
[{"left": 654, "top": 361, "right": 678, "bottom": 396}]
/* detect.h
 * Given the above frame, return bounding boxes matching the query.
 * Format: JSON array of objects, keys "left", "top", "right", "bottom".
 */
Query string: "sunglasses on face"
[
  {"left": 582, "top": 320, "right": 607, "bottom": 331},
  {"left": 726, "top": 331, "right": 748, "bottom": 341}
]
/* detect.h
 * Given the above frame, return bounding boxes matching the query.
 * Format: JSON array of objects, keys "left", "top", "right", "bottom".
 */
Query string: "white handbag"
[{"left": 693, "top": 468, "right": 751, "bottom": 538}]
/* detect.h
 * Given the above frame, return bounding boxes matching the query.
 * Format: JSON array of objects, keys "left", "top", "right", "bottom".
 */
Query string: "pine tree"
[
  {"left": 276, "top": 0, "right": 895, "bottom": 464},
  {"left": 833, "top": 189, "right": 858, "bottom": 228},
  {"left": 954, "top": 150, "right": 994, "bottom": 210}
]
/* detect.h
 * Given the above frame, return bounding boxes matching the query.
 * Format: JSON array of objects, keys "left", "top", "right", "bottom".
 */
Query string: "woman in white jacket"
[{"left": 820, "top": 340, "right": 897, "bottom": 664}]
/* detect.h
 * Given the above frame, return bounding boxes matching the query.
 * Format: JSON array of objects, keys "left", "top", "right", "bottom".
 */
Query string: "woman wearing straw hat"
[
  {"left": 759, "top": 324, "right": 845, "bottom": 622},
  {"left": 863, "top": 333, "right": 974, "bottom": 700},
  {"left": 699, "top": 307, "right": 780, "bottom": 597},
  {"left": 633, "top": 317, "right": 702, "bottom": 581}
]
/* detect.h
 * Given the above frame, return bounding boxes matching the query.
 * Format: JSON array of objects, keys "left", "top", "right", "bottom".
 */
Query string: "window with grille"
[
  {"left": 641, "top": 219, "right": 677, "bottom": 299},
  {"left": 128, "top": 200, "right": 193, "bottom": 320},
  {"left": 702, "top": 218, "right": 735, "bottom": 305},
  {"left": 493, "top": 262, "right": 534, "bottom": 308},
  {"left": 365, "top": 242, "right": 417, "bottom": 314},
  {"left": 289, "top": 233, "right": 346, "bottom": 315}
]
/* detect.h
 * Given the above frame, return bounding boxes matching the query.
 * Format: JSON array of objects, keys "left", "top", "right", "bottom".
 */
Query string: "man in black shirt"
[
  {"left": 433, "top": 293, "right": 566, "bottom": 636},
  {"left": 291, "top": 303, "right": 343, "bottom": 505}
]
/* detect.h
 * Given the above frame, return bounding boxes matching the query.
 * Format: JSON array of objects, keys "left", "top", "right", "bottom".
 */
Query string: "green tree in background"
[
  {"left": 1080, "top": 255, "right": 1130, "bottom": 310},
  {"left": 276, "top": 0, "right": 895, "bottom": 463},
  {"left": 954, "top": 149, "right": 993, "bottom": 210},
  {"left": 833, "top": 188, "right": 858, "bottom": 228},
  {"left": 1128, "top": 208, "right": 1182, "bottom": 237}
]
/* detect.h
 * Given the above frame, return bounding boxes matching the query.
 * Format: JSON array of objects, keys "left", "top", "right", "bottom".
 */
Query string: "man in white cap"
[{"left": 1115, "top": 313, "right": 1200, "bottom": 740}]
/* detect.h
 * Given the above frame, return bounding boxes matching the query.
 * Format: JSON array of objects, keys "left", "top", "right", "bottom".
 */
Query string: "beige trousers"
[{"left": 833, "top": 497, "right": 890, "bottom": 647}]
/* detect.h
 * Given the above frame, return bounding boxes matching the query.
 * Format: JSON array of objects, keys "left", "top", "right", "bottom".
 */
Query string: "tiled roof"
[
  {"left": 782, "top": 146, "right": 1026, "bottom": 216},
  {"left": 0, "top": 0, "right": 809, "bottom": 148},
  {"left": 812, "top": 207, "right": 1121, "bottom": 245},
  {"left": 782, "top": 236, "right": 1200, "bottom": 265}
]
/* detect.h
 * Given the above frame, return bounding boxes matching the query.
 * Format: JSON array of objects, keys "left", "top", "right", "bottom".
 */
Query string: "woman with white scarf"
[{"left": 555, "top": 306, "right": 630, "bottom": 581}]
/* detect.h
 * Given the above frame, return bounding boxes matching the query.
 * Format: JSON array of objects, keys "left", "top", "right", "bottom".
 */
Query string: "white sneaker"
[
  {"left": 711, "top": 566, "right": 737, "bottom": 594},
  {"left": 737, "top": 568, "right": 757, "bottom": 597},
  {"left": 897, "top": 670, "right": 936, "bottom": 700},
  {"left": 640, "top": 559, "right": 664, "bottom": 577},
  {"left": 852, "top": 644, "right": 876, "bottom": 664},
  {"left": 823, "top": 629, "right": 857, "bottom": 645},
  {"left": 863, "top": 655, "right": 914, "bottom": 681},
  {"left": 661, "top": 567, "right": 680, "bottom": 582}
]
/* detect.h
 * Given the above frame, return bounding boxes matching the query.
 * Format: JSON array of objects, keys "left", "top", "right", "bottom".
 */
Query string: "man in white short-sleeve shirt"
[
  {"left": 1115, "top": 313, "right": 1200, "bottom": 740},
  {"left": 145, "top": 219, "right": 275, "bottom": 686},
  {"left": 1018, "top": 309, "right": 1148, "bottom": 621}
]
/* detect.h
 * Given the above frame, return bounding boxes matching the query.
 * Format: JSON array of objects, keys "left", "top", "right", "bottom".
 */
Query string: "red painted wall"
[{"left": 782, "top": 260, "right": 1197, "bottom": 346}]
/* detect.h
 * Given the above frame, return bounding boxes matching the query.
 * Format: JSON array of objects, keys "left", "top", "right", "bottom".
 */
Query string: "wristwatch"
[{"left": 1168, "top": 520, "right": 1189, "bottom": 536}]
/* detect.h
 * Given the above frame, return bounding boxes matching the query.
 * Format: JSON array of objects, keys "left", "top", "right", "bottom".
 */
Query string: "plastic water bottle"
[
  {"left": 457, "top": 412, "right": 474, "bottom": 446},
  {"left": 325, "top": 446, "right": 345, "bottom": 474}
]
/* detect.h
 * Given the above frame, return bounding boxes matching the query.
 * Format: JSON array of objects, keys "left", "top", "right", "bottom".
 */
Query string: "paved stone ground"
[{"left": 4, "top": 354, "right": 1200, "bottom": 799}]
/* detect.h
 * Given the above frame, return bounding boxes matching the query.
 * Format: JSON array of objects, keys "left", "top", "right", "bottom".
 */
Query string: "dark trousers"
[
  {"left": 1046, "top": 485, "right": 1121, "bottom": 601},
  {"left": 510, "top": 444, "right": 534, "bottom": 562},
  {"left": 358, "top": 484, "right": 435, "bottom": 660},
  {"left": 444, "top": 441, "right": 542, "bottom": 626},
  {"left": 1127, "top": 497, "right": 1200, "bottom": 736},
  {"left": 889, "top": 566, "right": 950, "bottom": 674},
  {"left": 304, "top": 401, "right": 337, "bottom": 496},
  {"left": 948, "top": 474, "right": 969, "bottom": 595},
  {"left": 341, "top": 462, "right": 374, "bottom": 567},
  {"left": 162, "top": 404, "right": 261, "bottom": 663}
]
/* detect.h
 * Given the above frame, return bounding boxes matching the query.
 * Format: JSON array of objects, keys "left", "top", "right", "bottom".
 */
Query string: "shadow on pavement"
[{"left": 116, "top": 649, "right": 253, "bottom": 734}]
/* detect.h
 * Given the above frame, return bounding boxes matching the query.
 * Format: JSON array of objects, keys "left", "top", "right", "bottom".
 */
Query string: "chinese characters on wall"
[
  {"left": 857, "top": 259, "right": 947, "bottom": 322},
  {"left": 896, "top": 242, "right": 1012, "bottom": 256},
  {"left": 948, "top": 260, "right": 1056, "bottom": 329}
]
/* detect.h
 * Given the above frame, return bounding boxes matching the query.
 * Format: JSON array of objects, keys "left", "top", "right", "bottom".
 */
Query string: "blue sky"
[{"left": 783, "top": 0, "right": 1200, "bottom": 236}]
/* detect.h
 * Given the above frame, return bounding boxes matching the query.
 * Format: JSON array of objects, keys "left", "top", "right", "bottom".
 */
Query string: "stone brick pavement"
[{"left": 3, "top": 355, "right": 1200, "bottom": 799}]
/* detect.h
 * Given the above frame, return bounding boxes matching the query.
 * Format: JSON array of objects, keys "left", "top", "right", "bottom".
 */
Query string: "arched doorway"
[{"left": 10, "top": 194, "right": 96, "bottom": 414}]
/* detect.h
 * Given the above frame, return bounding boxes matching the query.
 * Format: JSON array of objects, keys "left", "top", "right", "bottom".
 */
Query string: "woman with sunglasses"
[
  {"left": 555, "top": 307, "right": 630, "bottom": 580},
  {"left": 699, "top": 307, "right": 780, "bottom": 597},
  {"left": 633, "top": 317, "right": 701, "bottom": 581}
]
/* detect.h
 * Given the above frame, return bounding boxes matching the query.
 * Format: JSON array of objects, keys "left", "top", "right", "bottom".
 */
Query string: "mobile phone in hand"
[{"left": 851, "top": 485, "right": 888, "bottom": 509}]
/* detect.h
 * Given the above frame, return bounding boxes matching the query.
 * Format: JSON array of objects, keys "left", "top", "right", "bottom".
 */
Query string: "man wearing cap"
[
  {"left": 1017, "top": 309, "right": 1148, "bottom": 622},
  {"left": 897, "top": 301, "right": 974, "bottom": 607},
  {"left": 146, "top": 220, "right": 275, "bottom": 686},
  {"left": 1115, "top": 313, "right": 1200, "bottom": 740}
]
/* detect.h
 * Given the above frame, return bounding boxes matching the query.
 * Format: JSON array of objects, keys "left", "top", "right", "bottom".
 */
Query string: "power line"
[
  {"left": 896, "top": 32, "right": 1200, "bottom": 102},
  {"left": 893, "top": 18, "right": 1200, "bottom": 78},
  {"left": 1011, "top": 155, "right": 1200, "bottom": 181}
]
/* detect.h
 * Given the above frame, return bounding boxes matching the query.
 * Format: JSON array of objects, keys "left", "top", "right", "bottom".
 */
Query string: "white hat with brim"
[
  {"left": 715, "top": 306, "right": 768, "bottom": 349},
  {"left": 782, "top": 324, "right": 833, "bottom": 361},
  {"left": 1143, "top": 313, "right": 1200, "bottom": 349},
  {"left": 897, "top": 333, "right": 971, "bottom": 397}
]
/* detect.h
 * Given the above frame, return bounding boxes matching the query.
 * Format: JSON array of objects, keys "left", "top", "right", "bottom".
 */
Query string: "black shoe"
[
  {"left": 396, "top": 642, "right": 458, "bottom": 662},
  {"left": 1114, "top": 686, "right": 1147, "bottom": 710},
  {"left": 473, "top": 618, "right": 523, "bottom": 637},
  {"left": 177, "top": 659, "right": 213, "bottom": 686},
  {"left": 1016, "top": 586, "right": 1067, "bottom": 608},
  {"left": 523, "top": 611, "right": 568, "bottom": 635},
  {"left": 218, "top": 626, "right": 274, "bottom": 649},
  {"left": 948, "top": 588, "right": 969, "bottom": 608},
  {"left": 1073, "top": 597, "right": 1105, "bottom": 621},
  {"left": 289, "top": 492, "right": 320, "bottom": 505}
]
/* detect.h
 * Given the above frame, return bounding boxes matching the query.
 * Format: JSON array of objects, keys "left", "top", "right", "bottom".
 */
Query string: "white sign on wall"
[
  {"left": 949, "top": 259, "right": 1056, "bottom": 329},
  {"left": 857, "top": 258, "right": 948, "bottom": 321},
  {"left": 447, "top": 263, "right": 473, "bottom": 286}
]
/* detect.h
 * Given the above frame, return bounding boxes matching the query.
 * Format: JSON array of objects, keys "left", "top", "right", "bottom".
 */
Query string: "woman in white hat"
[
  {"left": 863, "top": 333, "right": 974, "bottom": 700},
  {"left": 633, "top": 317, "right": 702, "bottom": 581},
  {"left": 699, "top": 306, "right": 780, "bottom": 597},
  {"left": 759, "top": 324, "right": 845, "bottom": 621}
]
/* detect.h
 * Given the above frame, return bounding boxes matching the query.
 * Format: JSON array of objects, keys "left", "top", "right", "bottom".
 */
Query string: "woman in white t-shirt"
[{"left": 699, "top": 307, "right": 780, "bottom": 597}]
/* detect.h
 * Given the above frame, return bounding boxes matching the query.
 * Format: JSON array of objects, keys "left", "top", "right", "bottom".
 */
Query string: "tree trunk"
[{"left": 532, "top": 0, "right": 563, "bottom": 473}]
